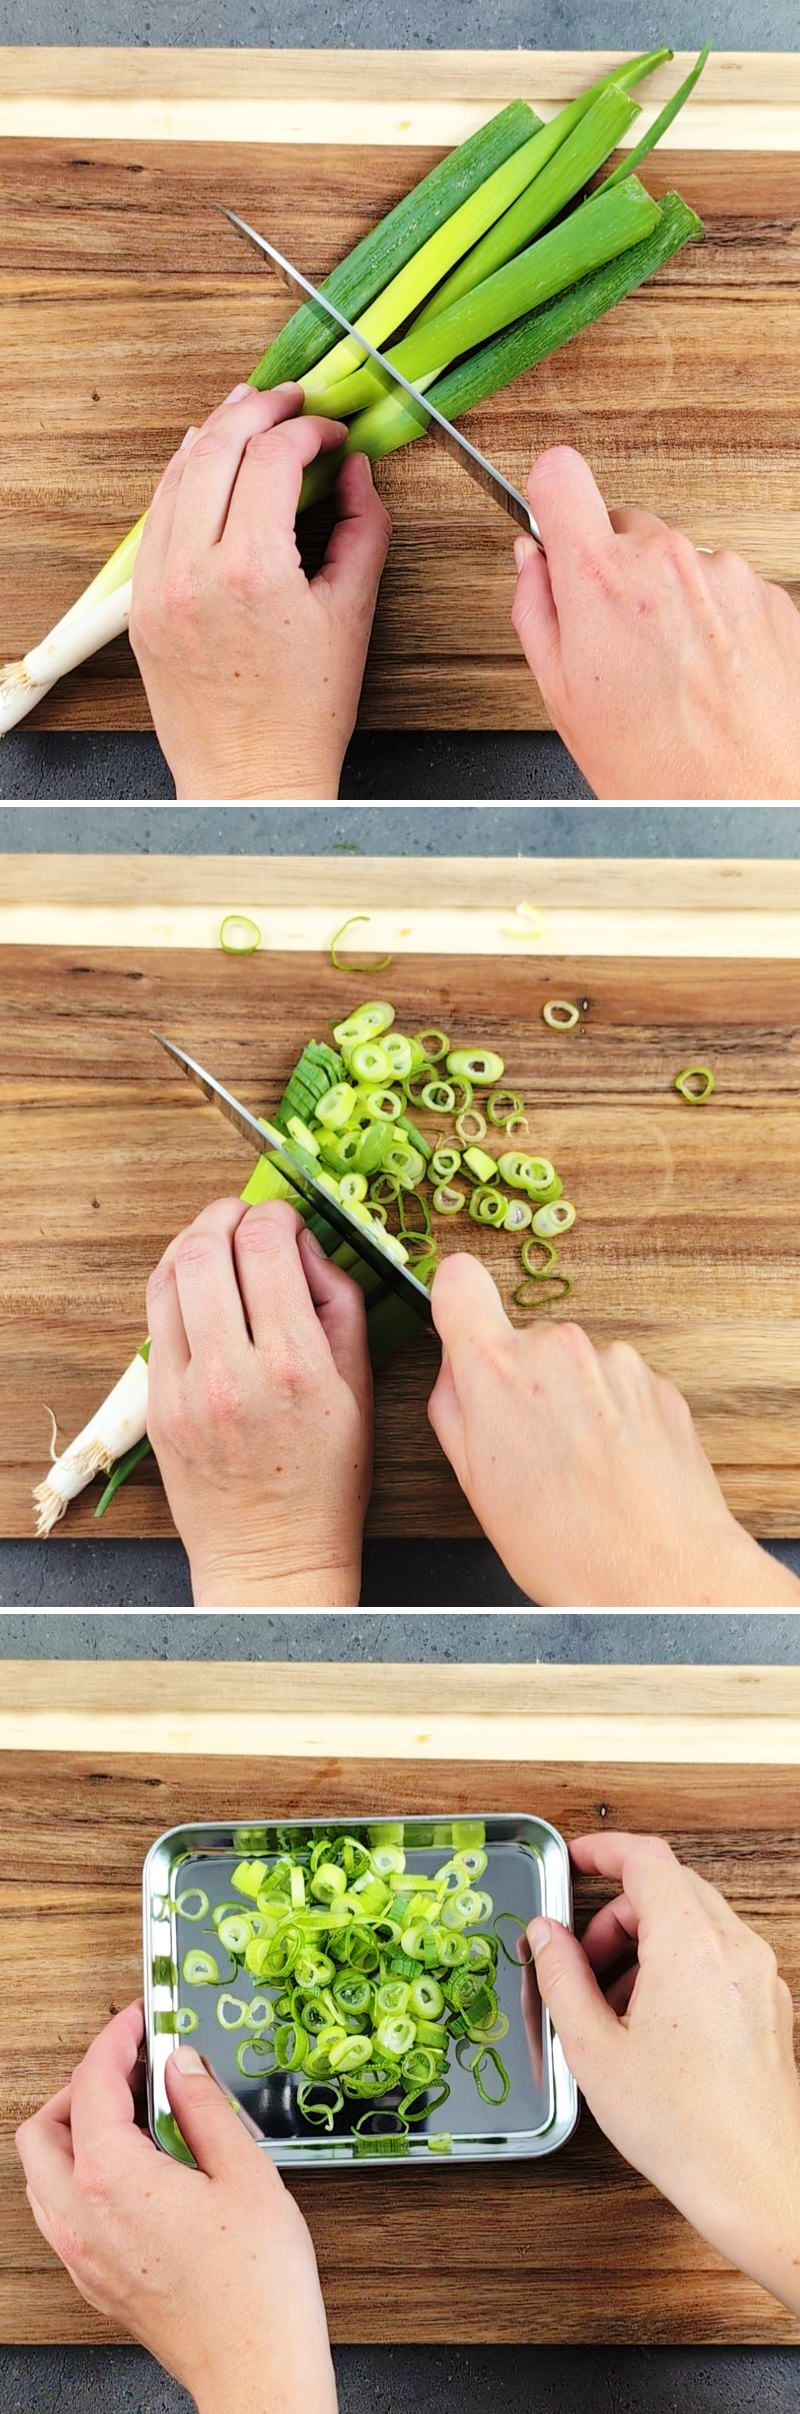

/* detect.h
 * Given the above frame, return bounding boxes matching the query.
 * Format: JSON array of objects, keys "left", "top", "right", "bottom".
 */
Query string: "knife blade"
[
  {"left": 220, "top": 206, "right": 542, "bottom": 549},
  {"left": 152, "top": 1032, "right": 434, "bottom": 1325}
]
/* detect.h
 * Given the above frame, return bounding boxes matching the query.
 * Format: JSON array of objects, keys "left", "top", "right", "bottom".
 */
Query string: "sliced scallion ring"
[
  {"left": 219, "top": 912, "right": 261, "bottom": 955},
  {"left": 514, "top": 1274, "right": 573, "bottom": 1309},
  {"left": 532, "top": 1200, "right": 576, "bottom": 1238},
  {"left": 487, "top": 1088, "right": 524, "bottom": 1126},
  {"left": 674, "top": 1065, "right": 715, "bottom": 1104},
  {"left": 330, "top": 916, "right": 393, "bottom": 975},
  {"left": 542, "top": 998, "right": 580, "bottom": 1029},
  {"left": 176, "top": 1886, "right": 210, "bottom": 1922},
  {"left": 520, "top": 1235, "right": 559, "bottom": 1279},
  {"left": 432, "top": 1183, "right": 465, "bottom": 1216},
  {"left": 455, "top": 1107, "right": 487, "bottom": 1143}
]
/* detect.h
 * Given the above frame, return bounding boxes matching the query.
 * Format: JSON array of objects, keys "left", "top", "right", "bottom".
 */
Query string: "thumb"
[
  {"left": 316, "top": 450, "right": 392, "bottom": 614},
  {"left": 430, "top": 1251, "right": 510, "bottom": 1383},
  {"left": 527, "top": 1918, "right": 620, "bottom": 2091},
  {"left": 165, "top": 2046, "right": 267, "bottom": 2179},
  {"left": 510, "top": 538, "right": 561, "bottom": 698}
]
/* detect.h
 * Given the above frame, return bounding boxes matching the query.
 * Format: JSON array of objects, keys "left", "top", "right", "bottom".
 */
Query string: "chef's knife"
[
  {"left": 153, "top": 1031, "right": 434, "bottom": 1325},
  {"left": 220, "top": 207, "right": 543, "bottom": 549}
]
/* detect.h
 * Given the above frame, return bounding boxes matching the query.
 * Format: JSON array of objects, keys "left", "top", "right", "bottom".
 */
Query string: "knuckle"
[
  {"left": 661, "top": 526, "right": 698, "bottom": 579},
  {"left": 223, "top": 543, "right": 265, "bottom": 605},
  {"left": 202, "top": 1370, "right": 245, "bottom": 1428},
  {"left": 271, "top": 1342, "right": 313, "bottom": 1398},
  {"left": 51, "top": 2216, "right": 89, "bottom": 2270},
  {"left": 146, "top": 1255, "right": 173, "bottom": 1301},
  {"left": 174, "top": 1230, "right": 214, "bottom": 1272},
  {"left": 73, "top": 2155, "right": 110, "bottom": 2207},
  {"left": 161, "top": 567, "right": 199, "bottom": 627}
]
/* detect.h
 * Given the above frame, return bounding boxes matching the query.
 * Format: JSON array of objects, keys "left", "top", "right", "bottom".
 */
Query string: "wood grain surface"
[
  {"left": 2, "top": 881, "right": 799, "bottom": 1540},
  {"left": 3, "top": 850, "right": 800, "bottom": 961},
  {"left": 3, "top": 1660, "right": 800, "bottom": 1764},
  {"left": 2, "top": 51, "right": 799, "bottom": 731},
  {"left": 1, "top": 1729, "right": 799, "bottom": 2343}
]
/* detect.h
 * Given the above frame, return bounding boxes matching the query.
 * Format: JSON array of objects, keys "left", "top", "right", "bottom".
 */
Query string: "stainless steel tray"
[{"left": 143, "top": 1814, "right": 578, "bottom": 2168}]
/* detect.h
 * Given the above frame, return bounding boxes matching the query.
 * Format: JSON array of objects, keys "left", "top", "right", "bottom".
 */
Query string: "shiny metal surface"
[
  {"left": 143, "top": 1812, "right": 577, "bottom": 2167},
  {"left": 220, "top": 209, "right": 543, "bottom": 548}
]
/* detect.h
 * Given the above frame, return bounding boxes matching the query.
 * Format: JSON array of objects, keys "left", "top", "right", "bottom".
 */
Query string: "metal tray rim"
[{"left": 143, "top": 1811, "right": 578, "bottom": 2169}]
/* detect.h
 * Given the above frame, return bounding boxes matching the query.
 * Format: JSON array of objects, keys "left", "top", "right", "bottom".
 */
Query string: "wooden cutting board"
[
  {"left": 2, "top": 48, "right": 799, "bottom": 731},
  {"left": 2, "top": 852, "right": 799, "bottom": 1543},
  {"left": 2, "top": 1660, "right": 799, "bottom": 2345}
]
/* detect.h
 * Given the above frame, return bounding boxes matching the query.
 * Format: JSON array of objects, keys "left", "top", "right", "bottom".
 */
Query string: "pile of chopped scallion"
[
  {"left": 161, "top": 1820, "right": 523, "bottom": 2155},
  {"left": 254, "top": 992, "right": 577, "bottom": 1314},
  {"left": 3, "top": 46, "right": 708, "bottom": 734}
]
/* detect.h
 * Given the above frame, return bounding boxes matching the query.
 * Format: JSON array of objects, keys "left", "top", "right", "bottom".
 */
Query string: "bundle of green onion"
[
  {"left": 164, "top": 1821, "right": 519, "bottom": 2154},
  {"left": 2, "top": 46, "right": 707, "bottom": 734},
  {"left": 33, "top": 989, "right": 573, "bottom": 1533}
]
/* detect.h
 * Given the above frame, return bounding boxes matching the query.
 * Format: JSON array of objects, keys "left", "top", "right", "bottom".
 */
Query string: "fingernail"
[
  {"left": 514, "top": 535, "right": 536, "bottom": 574},
  {"left": 527, "top": 1920, "right": 552, "bottom": 1956},
  {"left": 301, "top": 1226, "right": 325, "bottom": 1257},
  {"left": 171, "top": 2044, "right": 205, "bottom": 2073},
  {"left": 221, "top": 382, "right": 252, "bottom": 405}
]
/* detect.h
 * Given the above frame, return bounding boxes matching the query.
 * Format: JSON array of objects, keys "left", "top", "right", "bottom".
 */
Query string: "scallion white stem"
[
  {"left": 1, "top": 581, "right": 133, "bottom": 737},
  {"left": 33, "top": 1350, "right": 149, "bottom": 1536}
]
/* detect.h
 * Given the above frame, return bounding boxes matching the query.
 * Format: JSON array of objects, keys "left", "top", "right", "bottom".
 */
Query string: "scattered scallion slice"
[
  {"left": 532, "top": 1200, "right": 576, "bottom": 1237},
  {"left": 542, "top": 999, "right": 580, "bottom": 1030},
  {"left": 219, "top": 913, "right": 262, "bottom": 956},
  {"left": 330, "top": 916, "right": 393, "bottom": 975},
  {"left": 674, "top": 1066, "right": 715, "bottom": 1104}
]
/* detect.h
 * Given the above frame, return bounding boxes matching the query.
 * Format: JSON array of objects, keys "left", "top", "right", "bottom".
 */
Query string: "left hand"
[
  {"left": 145, "top": 1196, "right": 373, "bottom": 1606},
  {"left": 130, "top": 383, "right": 391, "bottom": 799},
  {"left": 16, "top": 2004, "right": 338, "bottom": 2414}
]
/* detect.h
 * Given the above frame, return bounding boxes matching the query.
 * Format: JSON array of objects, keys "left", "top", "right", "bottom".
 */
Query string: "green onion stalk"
[{"left": 2, "top": 50, "right": 706, "bottom": 736}]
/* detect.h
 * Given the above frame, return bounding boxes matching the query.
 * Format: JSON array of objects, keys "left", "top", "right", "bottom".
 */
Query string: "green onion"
[
  {"left": 532, "top": 1200, "right": 576, "bottom": 1237},
  {"left": 219, "top": 913, "right": 261, "bottom": 955},
  {"left": 455, "top": 1108, "right": 487, "bottom": 1143},
  {"left": 674, "top": 1065, "right": 715, "bottom": 1103},
  {"left": 515, "top": 1274, "right": 573, "bottom": 1309},
  {"left": 487, "top": 1090, "right": 524, "bottom": 1127},
  {"left": 316, "top": 175, "right": 661, "bottom": 421},
  {"left": 251, "top": 100, "right": 541, "bottom": 389},
  {"left": 330, "top": 916, "right": 392, "bottom": 974},
  {"left": 94, "top": 1432, "right": 152, "bottom": 1518},
  {"left": 604, "top": 42, "right": 711, "bottom": 190},
  {"left": 307, "top": 191, "right": 703, "bottom": 507},
  {"left": 432, "top": 1183, "right": 465, "bottom": 1216},
  {"left": 463, "top": 1145, "right": 498, "bottom": 1185},
  {"left": 175, "top": 1887, "right": 209, "bottom": 1922},
  {"left": 542, "top": 999, "right": 580, "bottom": 1030},
  {"left": 415, "top": 83, "right": 641, "bottom": 331},
  {"left": 302, "top": 112, "right": 595, "bottom": 398}
]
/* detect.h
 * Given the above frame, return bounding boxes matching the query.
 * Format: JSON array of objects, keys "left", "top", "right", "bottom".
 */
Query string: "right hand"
[
  {"left": 527, "top": 1833, "right": 800, "bottom": 2316},
  {"left": 146, "top": 1196, "right": 373, "bottom": 1607},
  {"left": 511, "top": 446, "right": 800, "bottom": 800},
  {"left": 427, "top": 1254, "right": 800, "bottom": 1608}
]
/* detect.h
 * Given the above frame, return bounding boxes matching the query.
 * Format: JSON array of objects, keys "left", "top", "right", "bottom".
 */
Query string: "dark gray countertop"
[{"left": 1, "top": 4, "right": 795, "bottom": 802}]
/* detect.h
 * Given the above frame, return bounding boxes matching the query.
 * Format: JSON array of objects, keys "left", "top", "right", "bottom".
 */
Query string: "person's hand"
[
  {"left": 16, "top": 2003, "right": 337, "bottom": 2414},
  {"left": 526, "top": 1832, "right": 800, "bottom": 2315},
  {"left": 511, "top": 446, "right": 800, "bottom": 799},
  {"left": 130, "top": 383, "right": 391, "bottom": 799},
  {"left": 427, "top": 1255, "right": 800, "bottom": 1607},
  {"left": 146, "top": 1195, "right": 373, "bottom": 1606}
]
